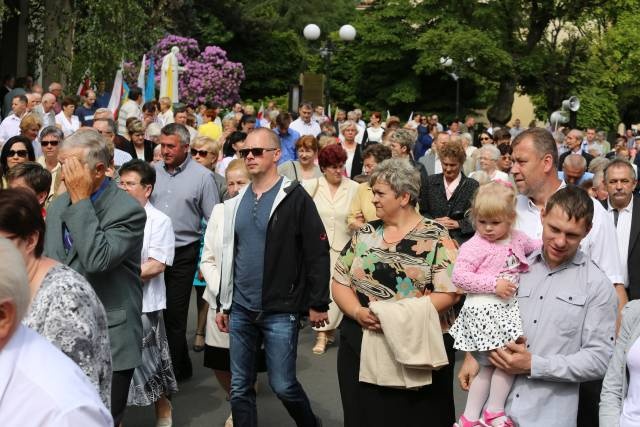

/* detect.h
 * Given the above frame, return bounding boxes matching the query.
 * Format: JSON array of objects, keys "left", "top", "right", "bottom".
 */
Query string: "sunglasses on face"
[
  {"left": 480, "top": 137, "right": 491, "bottom": 141},
  {"left": 41, "top": 140, "right": 60, "bottom": 147},
  {"left": 239, "top": 147, "right": 278, "bottom": 158},
  {"left": 8, "top": 150, "right": 28, "bottom": 158},
  {"left": 190, "top": 148, "right": 209, "bottom": 157}
]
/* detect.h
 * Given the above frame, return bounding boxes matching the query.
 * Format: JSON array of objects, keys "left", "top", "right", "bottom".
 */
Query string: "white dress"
[{"left": 449, "top": 245, "right": 524, "bottom": 352}]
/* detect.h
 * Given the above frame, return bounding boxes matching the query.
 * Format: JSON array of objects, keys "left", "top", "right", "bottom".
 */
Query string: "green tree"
[{"left": 171, "top": 0, "right": 358, "bottom": 100}]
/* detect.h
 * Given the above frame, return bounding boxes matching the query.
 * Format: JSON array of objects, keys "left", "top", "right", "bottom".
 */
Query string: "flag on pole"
[
  {"left": 145, "top": 56, "right": 156, "bottom": 102},
  {"left": 386, "top": 110, "right": 391, "bottom": 121},
  {"left": 334, "top": 107, "right": 339, "bottom": 122},
  {"left": 107, "top": 65, "right": 124, "bottom": 119},
  {"left": 122, "top": 82, "right": 130, "bottom": 103},
  {"left": 408, "top": 111, "right": 414, "bottom": 123},
  {"left": 257, "top": 102, "right": 264, "bottom": 120},
  {"left": 76, "top": 69, "right": 91, "bottom": 97},
  {"left": 327, "top": 104, "right": 332, "bottom": 123},
  {"left": 137, "top": 54, "right": 146, "bottom": 101}
]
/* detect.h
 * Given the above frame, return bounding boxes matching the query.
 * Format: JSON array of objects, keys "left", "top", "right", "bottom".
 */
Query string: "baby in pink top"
[{"left": 450, "top": 180, "right": 540, "bottom": 427}]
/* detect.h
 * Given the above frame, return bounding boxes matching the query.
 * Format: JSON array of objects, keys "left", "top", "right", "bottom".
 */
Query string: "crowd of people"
[{"left": 1, "top": 75, "right": 640, "bottom": 427}]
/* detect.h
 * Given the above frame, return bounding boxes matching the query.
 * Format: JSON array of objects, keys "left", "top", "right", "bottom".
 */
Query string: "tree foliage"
[{"left": 170, "top": 0, "right": 357, "bottom": 100}]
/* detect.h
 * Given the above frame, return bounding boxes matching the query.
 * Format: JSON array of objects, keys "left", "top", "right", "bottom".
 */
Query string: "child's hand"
[{"left": 495, "top": 279, "right": 517, "bottom": 300}]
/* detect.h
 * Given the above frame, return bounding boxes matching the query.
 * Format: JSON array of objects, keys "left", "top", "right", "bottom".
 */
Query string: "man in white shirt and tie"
[{"left": 603, "top": 158, "right": 640, "bottom": 300}]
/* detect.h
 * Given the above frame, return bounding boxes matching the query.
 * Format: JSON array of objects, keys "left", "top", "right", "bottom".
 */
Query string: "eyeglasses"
[
  {"left": 8, "top": 150, "right": 28, "bottom": 158},
  {"left": 239, "top": 147, "right": 278, "bottom": 158},
  {"left": 480, "top": 137, "right": 492, "bottom": 141},
  {"left": 190, "top": 148, "right": 209, "bottom": 157},
  {"left": 41, "top": 140, "right": 60, "bottom": 147}
]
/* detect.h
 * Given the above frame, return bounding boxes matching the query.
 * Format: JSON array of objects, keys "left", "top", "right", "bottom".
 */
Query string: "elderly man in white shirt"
[
  {"left": 118, "top": 159, "right": 177, "bottom": 425},
  {"left": 289, "top": 103, "right": 321, "bottom": 137},
  {"left": 0, "top": 94, "right": 28, "bottom": 144},
  {"left": 117, "top": 87, "right": 143, "bottom": 136},
  {"left": 0, "top": 238, "right": 112, "bottom": 426}
]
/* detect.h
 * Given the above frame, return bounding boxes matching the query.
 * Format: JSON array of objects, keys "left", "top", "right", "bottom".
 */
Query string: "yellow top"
[{"left": 197, "top": 122, "right": 222, "bottom": 141}]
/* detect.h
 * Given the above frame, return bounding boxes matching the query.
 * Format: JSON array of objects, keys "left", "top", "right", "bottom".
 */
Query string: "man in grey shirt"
[
  {"left": 484, "top": 186, "right": 617, "bottom": 427},
  {"left": 151, "top": 123, "right": 219, "bottom": 381}
]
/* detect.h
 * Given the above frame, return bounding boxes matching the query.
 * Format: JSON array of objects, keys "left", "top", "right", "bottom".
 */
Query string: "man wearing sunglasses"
[{"left": 215, "top": 127, "right": 330, "bottom": 427}]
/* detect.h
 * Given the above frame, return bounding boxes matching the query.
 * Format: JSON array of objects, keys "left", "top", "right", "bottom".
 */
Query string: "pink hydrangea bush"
[{"left": 125, "top": 34, "right": 244, "bottom": 107}]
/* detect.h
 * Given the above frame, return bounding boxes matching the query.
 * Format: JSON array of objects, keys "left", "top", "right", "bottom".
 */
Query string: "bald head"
[{"left": 41, "top": 93, "right": 56, "bottom": 113}]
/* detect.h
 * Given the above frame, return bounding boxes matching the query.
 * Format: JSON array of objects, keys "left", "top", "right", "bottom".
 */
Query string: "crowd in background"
[{"left": 2, "top": 74, "right": 640, "bottom": 427}]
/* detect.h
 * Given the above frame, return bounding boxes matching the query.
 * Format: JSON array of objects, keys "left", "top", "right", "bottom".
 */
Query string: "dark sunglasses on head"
[
  {"left": 8, "top": 149, "right": 28, "bottom": 158},
  {"left": 41, "top": 140, "right": 60, "bottom": 147},
  {"left": 190, "top": 148, "right": 209, "bottom": 157},
  {"left": 239, "top": 147, "right": 278, "bottom": 158}
]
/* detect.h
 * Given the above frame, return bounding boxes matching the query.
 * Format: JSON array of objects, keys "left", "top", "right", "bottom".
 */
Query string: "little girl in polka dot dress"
[{"left": 450, "top": 180, "right": 540, "bottom": 427}]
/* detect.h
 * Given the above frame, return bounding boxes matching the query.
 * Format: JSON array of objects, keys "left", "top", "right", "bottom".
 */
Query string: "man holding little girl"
[{"left": 456, "top": 128, "right": 619, "bottom": 427}]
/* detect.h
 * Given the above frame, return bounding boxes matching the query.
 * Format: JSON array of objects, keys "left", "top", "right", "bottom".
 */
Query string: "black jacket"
[
  {"left": 422, "top": 173, "right": 479, "bottom": 245},
  {"left": 256, "top": 180, "right": 331, "bottom": 313}
]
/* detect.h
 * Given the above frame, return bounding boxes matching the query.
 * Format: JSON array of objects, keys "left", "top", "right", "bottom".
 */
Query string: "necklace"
[{"left": 382, "top": 216, "right": 423, "bottom": 245}]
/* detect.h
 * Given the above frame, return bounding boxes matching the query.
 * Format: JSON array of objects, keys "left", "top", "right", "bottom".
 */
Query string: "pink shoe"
[
  {"left": 453, "top": 415, "right": 482, "bottom": 427},
  {"left": 480, "top": 409, "right": 515, "bottom": 427}
]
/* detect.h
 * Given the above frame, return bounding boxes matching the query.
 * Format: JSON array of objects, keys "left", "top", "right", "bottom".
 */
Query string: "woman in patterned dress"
[
  {"left": 331, "top": 158, "right": 462, "bottom": 427},
  {"left": 0, "top": 188, "right": 112, "bottom": 408}
]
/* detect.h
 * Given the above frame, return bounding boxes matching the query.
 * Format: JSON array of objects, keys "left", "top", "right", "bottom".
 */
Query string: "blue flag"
[{"left": 145, "top": 56, "right": 156, "bottom": 102}]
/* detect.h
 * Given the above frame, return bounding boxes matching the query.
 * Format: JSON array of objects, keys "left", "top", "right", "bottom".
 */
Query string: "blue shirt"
[
  {"left": 274, "top": 128, "right": 300, "bottom": 165},
  {"left": 76, "top": 105, "right": 98, "bottom": 127},
  {"left": 557, "top": 170, "right": 594, "bottom": 186},
  {"left": 233, "top": 177, "right": 283, "bottom": 310}
]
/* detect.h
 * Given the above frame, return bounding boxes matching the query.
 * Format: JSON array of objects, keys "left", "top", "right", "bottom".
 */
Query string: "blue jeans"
[{"left": 229, "top": 303, "right": 318, "bottom": 427}]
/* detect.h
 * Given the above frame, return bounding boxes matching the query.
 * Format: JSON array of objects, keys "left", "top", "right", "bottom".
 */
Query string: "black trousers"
[
  {"left": 111, "top": 368, "right": 134, "bottom": 426},
  {"left": 163, "top": 240, "right": 200, "bottom": 381},
  {"left": 577, "top": 379, "right": 602, "bottom": 427},
  {"left": 337, "top": 318, "right": 456, "bottom": 427}
]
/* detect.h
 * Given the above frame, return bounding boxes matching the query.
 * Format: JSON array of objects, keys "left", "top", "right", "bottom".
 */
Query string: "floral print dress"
[{"left": 333, "top": 218, "right": 460, "bottom": 330}]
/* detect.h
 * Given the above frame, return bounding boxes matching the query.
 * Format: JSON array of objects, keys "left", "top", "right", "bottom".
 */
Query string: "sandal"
[
  {"left": 192, "top": 332, "right": 205, "bottom": 352},
  {"left": 312, "top": 332, "right": 329, "bottom": 355}
]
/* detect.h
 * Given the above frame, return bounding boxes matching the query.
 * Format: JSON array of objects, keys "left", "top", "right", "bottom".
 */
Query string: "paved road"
[{"left": 124, "top": 290, "right": 468, "bottom": 426}]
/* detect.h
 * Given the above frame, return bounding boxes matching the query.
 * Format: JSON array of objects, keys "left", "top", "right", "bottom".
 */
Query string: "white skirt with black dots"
[{"left": 449, "top": 294, "right": 524, "bottom": 352}]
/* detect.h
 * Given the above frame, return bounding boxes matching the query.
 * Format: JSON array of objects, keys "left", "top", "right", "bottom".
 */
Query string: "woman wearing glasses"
[
  {"left": 36, "top": 127, "right": 65, "bottom": 205},
  {"left": 127, "top": 119, "right": 155, "bottom": 162},
  {"left": 190, "top": 135, "right": 227, "bottom": 353},
  {"left": 1, "top": 135, "right": 35, "bottom": 188}
]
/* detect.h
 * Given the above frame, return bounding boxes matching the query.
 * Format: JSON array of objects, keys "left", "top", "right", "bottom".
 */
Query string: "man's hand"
[
  {"left": 62, "top": 156, "right": 94, "bottom": 204},
  {"left": 495, "top": 279, "right": 517, "bottom": 300},
  {"left": 489, "top": 338, "right": 532, "bottom": 375},
  {"left": 309, "top": 308, "right": 329, "bottom": 329},
  {"left": 458, "top": 352, "right": 480, "bottom": 391},
  {"left": 216, "top": 312, "right": 229, "bottom": 333}
]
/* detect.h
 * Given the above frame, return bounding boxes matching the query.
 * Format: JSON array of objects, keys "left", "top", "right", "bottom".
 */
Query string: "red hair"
[{"left": 318, "top": 144, "right": 347, "bottom": 170}]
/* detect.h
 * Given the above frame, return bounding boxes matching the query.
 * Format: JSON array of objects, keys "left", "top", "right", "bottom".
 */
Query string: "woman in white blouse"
[
  {"left": 55, "top": 96, "right": 80, "bottom": 137},
  {"left": 469, "top": 144, "right": 509, "bottom": 183},
  {"left": 365, "top": 111, "right": 384, "bottom": 144},
  {"left": 302, "top": 144, "right": 359, "bottom": 355}
]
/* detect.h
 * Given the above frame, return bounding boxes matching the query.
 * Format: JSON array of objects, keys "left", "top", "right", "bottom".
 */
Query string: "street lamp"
[
  {"left": 303, "top": 23, "right": 356, "bottom": 110},
  {"left": 440, "top": 56, "right": 474, "bottom": 117}
]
